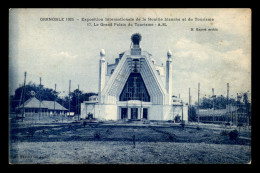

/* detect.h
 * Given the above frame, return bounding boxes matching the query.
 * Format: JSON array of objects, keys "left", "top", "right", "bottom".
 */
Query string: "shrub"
[
  {"left": 220, "top": 130, "right": 228, "bottom": 136},
  {"left": 93, "top": 130, "right": 101, "bottom": 139},
  {"left": 168, "top": 133, "right": 176, "bottom": 142},
  {"left": 83, "top": 121, "right": 87, "bottom": 127},
  {"left": 27, "top": 127, "right": 36, "bottom": 137},
  {"left": 229, "top": 130, "right": 239, "bottom": 140}
]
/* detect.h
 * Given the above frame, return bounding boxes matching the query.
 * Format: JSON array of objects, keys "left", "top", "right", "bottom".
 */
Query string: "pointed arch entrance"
[{"left": 119, "top": 72, "right": 150, "bottom": 102}]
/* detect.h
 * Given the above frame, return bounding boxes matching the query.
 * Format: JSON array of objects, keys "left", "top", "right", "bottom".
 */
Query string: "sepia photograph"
[{"left": 9, "top": 8, "right": 251, "bottom": 164}]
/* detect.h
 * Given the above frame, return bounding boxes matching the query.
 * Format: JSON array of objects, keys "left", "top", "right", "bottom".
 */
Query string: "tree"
[
  {"left": 9, "top": 82, "right": 58, "bottom": 112},
  {"left": 10, "top": 81, "right": 98, "bottom": 115},
  {"left": 70, "top": 89, "right": 83, "bottom": 114},
  {"left": 196, "top": 95, "right": 237, "bottom": 110},
  {"left": 243, "top": 92, "right": 251, "bottom": 125},
  {"left": 188, "top": 106, "right": 197, "bottom": 122},
  {"left": 65, "top": 89, "right": 97, "bottom": 114}
]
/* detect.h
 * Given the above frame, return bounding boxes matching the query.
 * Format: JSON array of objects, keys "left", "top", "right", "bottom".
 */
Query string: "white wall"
[
  {"left": 163, "top": 105, "right": 174, "bottom": 120},
  {"left": 95, "top": 104, "right": 118, "bottom": 120},
  {"left": 80, "top": 103, "right": 87, "bottom": 119},
  {"left": 80, "top": 103, "right": 188, "bottom": 122},
  {"left": 182, "top": 105, "right": 188, "bottom": 122},
  {"left": 149, "top": 105, "right": 164, "bottom": 120}
]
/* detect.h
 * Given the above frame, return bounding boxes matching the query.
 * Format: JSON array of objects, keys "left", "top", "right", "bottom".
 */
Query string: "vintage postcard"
[{"left": 9, "top": 8, "right": 251, "bottom": 164}]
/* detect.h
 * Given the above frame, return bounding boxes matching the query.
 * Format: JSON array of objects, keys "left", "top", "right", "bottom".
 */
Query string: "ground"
[{"left": 9, "top": 117, "right": 251, "bottom": 164}]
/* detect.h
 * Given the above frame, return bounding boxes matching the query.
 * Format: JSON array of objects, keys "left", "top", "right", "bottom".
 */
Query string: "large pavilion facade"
[{"left": 81, "top": 33, "right": 188, "bottom": 122}]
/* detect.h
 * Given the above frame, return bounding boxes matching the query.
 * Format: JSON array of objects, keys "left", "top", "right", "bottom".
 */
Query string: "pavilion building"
[{"left": 80, "top": 33, "right": 188, "bottom": 122}]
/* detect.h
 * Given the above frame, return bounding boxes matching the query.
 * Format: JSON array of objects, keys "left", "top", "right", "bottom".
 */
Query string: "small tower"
[
  {"left": 98, "top": 49, "right": 106, "bottom": 103},
  {"left": 166, "top": 50, "right": 173, "bottom": 105},
  {"left": 130, "top": 33, "right": 142, "bottom": 55}
]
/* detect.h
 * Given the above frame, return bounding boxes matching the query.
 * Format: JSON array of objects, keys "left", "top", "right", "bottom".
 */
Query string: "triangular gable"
[
  {"left": 101, "top": 50, "right": 168, "bottom": 105},
  {"left": 17, "top": 97, "right": 48, "bottom": 109}
]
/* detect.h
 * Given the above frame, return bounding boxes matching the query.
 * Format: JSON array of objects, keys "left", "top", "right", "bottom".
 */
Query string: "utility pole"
[
  {"left": 236, "top": 93, "right": 238, "bottom": 126},
  {"left": 189, "top": 88, "right": 191, "bottom": 121},
  {"left": 189, "top": 88, "right": 191, "bottom": 106},
  {"left": 39, "top": 77, "right": 42, "bottom": 122},
  {"left": 54, "top": 84, "right": 56, "bottom": 120},
  {"left": 22, "top": 72, "right": 27, "bottom": 122},
  {"left": 69, "top": 80, "right": 71, "bottom": 118},
  {"left": 198, "top": 83, "right": 200, "bottom": 123},
  {"left": 78, "top": 84, "right": 80, "bottom": 121},
  {"left": 212, "top": 88, "right": 214, "bottom": 123},
  {"left": 227, "top": 83, "right": 229, "bottom": 123},
  {"left": 62, "top": 96, "right": 64, "bottom": 123}
]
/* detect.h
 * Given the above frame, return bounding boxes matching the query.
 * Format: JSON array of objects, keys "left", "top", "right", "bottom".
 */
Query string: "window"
[
  {"left": 111, "top": 69, "right": 114, "bottom": 74},
  {"left": 119, "top": 72, "right": 150, "bottom": 102}
]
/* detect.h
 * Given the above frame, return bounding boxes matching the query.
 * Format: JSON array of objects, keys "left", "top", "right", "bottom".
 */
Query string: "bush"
[
  {"left": 93, "top": 131, "right": 101, "bottom": 139},
  {"left": 27, "top": 127, "right": 36, "bottom": 137},
  {"left": 220, "top": 130, "right": 228, "bottom": 136},
  {"left": 229, "top": 130, "right": 239, "bottom": 140},
  {"left": 168, "top": 133, "right": 176, "bottom": 142}
]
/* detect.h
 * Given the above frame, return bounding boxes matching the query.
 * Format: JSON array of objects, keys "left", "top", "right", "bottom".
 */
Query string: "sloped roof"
[
  {"left": 197, "top": 109, "right": 228, "bottom": 116},
  {"left": 17, "top": 97, "right": 48, "bottom": 109},
  {"left": 41, "top": 100, "right": 68, "bottom": 111},
  {"left": 17, "top": 97, "right": 68, "bottom": 111}
]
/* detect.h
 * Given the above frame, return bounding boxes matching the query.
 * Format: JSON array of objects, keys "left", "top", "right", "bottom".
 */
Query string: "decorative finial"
[
  {"left": 167, "top": 49, "right": 173, "bottom": 58},
  {"left": 151, "top": 57, "right": 156, "bottom": 64},
  {"left": 100, "top": 49, "right": 106, "bottom": 57},
  {"left": 131, "top": 33, "right": 142, "bottom": 45}
]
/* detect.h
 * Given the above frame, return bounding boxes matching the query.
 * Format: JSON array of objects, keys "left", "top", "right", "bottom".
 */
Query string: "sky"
[{"left": 9, "top": 8, "right": 251, "bottom": 103}]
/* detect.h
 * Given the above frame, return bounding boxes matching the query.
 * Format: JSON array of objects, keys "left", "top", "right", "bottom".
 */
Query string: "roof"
[
  {"left": 17, "top": 97, "right": 48, "bottom": 109},
  {"left": 197, "top": 109, "right": 228, "bottom": 116},
  {"left": 17, "top": 97, "right": 68, "bottom": 111},
  {"left": 41, "top": 100, "right": 68, "bottom": 111}
]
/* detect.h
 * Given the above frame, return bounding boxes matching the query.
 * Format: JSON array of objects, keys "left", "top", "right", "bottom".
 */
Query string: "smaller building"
[
  {"left": 80, "top": 95, "right": 98, "bottom": 119},
  {"left": 16, "top": 97, "right": 68, "bottom": 116}
]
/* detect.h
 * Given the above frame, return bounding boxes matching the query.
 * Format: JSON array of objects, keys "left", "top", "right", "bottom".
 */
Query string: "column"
[
  {"left": 166, "top": 50, "right": 173, "bottom": 105},
  {"left": 98, "top": 49, "right": 106, "bottom": 104},
  {"left": 128, "top": 108, "right": 131, "bottom": 119}
]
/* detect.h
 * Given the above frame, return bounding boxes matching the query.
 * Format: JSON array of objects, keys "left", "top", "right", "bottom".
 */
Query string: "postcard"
[{"left": 9, "top": 8, "right": 251, "bottom": 164}]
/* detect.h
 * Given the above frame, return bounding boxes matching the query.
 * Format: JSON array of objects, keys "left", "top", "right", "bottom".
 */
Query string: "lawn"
[{"left": 9, "top": 119, "right": 251, "bottom": 164}]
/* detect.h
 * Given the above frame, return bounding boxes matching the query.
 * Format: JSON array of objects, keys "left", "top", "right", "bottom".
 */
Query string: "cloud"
[
  {"left": 222, "top": 49, "right": 250, "bottom": 72},
  {"left": 213, "top": 9, "right": 251, "bottom": 36},
  {"left": 53, "top": 51, "right": 78, "bottom": 59},
  {"left": 171, "top": 37, "right": 251, "bottom": 100}
]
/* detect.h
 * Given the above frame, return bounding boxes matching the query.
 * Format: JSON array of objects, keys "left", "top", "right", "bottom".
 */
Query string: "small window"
[{"left": 111, "top": 69, "right": 114, "bottom": 74}]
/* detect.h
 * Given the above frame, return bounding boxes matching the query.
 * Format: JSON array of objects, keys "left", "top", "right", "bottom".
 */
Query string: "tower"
[
  {"left": 166, "top": 49, "right": 173, "bottom": 105},
  {"left": 98, "top": 49, "right": 106, "bottom": 103},
  {"left": 130, "top": 33, "right": 142, "bottom": 55}
]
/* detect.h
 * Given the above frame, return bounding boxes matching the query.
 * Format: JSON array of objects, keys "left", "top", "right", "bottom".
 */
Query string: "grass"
[{"left": 9, "top": 120, "right": 251, "bottom": 164}]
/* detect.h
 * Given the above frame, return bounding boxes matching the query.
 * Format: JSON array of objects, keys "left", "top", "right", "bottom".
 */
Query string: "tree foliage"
[
  {"left": 188, "top": 106, "right": 197, "bottom": 122},
  {"left": 9, "top": 82, "right": 58, "bottom": 112},
  {"left": 195, "top": 94, "right": 249, "bottom": 110},
  {"left": 9, "top": 81, "right": 97, "bottom": 114}
]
